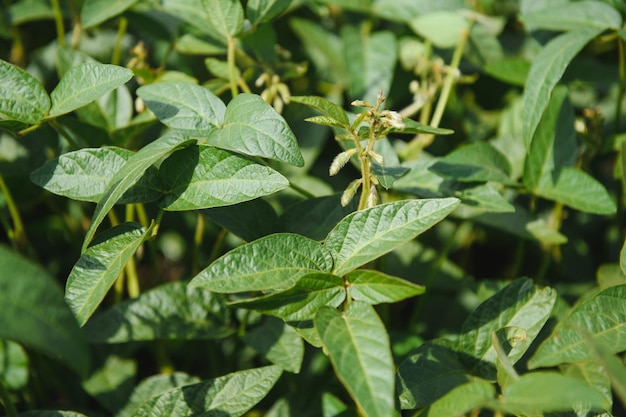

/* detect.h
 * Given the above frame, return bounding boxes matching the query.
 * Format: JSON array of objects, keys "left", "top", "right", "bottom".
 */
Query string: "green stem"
[
  {"left": 0, "top": 378, "right": 17, "bottom": 417},
  {"left": 192, "top": 213, "right": 205, "bottom": 275},
  {"left": 399, "top": 27, "right": 469, "bottom": 161},
  {"left": 50, "top": 119, "right": 81, "bottom": 149},
  {"left": 0, "top": 175, "right": 28, "bottom": 250},
  {"left": 111, "top": 17, "right": 128, "bottom": 66},
  {"left": 616, "top": 35, "right": 625, "bottom": 134},
  {"left": 289, "top": 181, "right": 316, "bottom": 199},
  {"left": 227, "top": 36, "right": 238, "bottom": 98},
  {"left": 208, "top": 228, "right": 229, "bottom": 265},
  {"left": 50, "top": 0, "right": 66, "bottom": 48}
]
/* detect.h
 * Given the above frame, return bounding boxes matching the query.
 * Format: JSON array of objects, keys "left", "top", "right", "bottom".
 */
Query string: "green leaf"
[
  {"left": 522, "top": 28, "right": 603, "bottom": 148},
  {"left": 325, "top": 198, "right": 460, "bottom": 276},
  {"left": 205, "top": 93, "right": 304, "bottom": 166},
  {"left": 7, "top": 0, "right": 54, "bottom": 25},
  {"left": 397, "top": 340, "right": 474, "bottom": 410},
  {"left": 66, "top": 222, "right": 148, "bottom": 326},
  {"left": 0, "top": 246, "right": 89, "bottom": 377},
  {"left": 81, "top": 0, "right": 139, "bottom": 28},
  {"left": 117, "top": 373, "right": 200, "bottom": 417},
  {"left": 421, "top": 380, "right": 495, "bottom": 417},
  {"left": 535, "top": 167, "right": 617, "bottom": 215},
  {"left": 458, "top": 278, "right": 556, "bottom": 379},
  {"left": 84, "top": 281, "right": 233, "bottom": 343},
  {"left": 82, "top": 355, "right": 136, "bottom": 412},
  {"left": 229, "top": 272, "right": 346, "bottom": 321},
  {"left": 529, "top": 284, "right": 626, "bottom": 369},
  {"left": 158, "top": 145, "right": 288, "bottom": 210},
  {"left": 409, "top": 11, "right": 469, "bottom": 48},
  {"left": 523, "top": 86, "right": 577, "bottom": 191},
  {"left": 0, "top": 59, "right": 50, "bottom": 126},
  {"left": 30, "top": 147, "right": 162, "bottom": 204},
  {"left": 561, "top": 358, "right": 613, "bottom": 408},
  {"left": 346, "top": 269, "right": 424, "bottom": 304},
  {"left": 429, "top": 142, "right": 513, "bottom": 184},
  {"left": 393, "top": 118, "right": 454, "bottom": 135},
  {"left": 201, "top": 0, "right": 244, "bottom": 39},
  {"left": 242, "top": 317, "right": 304, "bottom": 373},
  {"left": 0, "top": 340, "right": 28, "bottom": 391},
  {"left": 289, "top": 95, "right": 350, "bottom": 128},
  {"left": 621, "top": 238, "right": 626, "bottom": 276},
  {"left": 581, "top": 333, "right": 626, "bottom": 408},
  {"left": 48, "top": 63, "right": 133, "bottom": 118},
  {"left": 82, "top": 132, "right": 195, "bottom": 251},
  {"left": 281, "top": 194, "right": 358, "bottom": 241},
  {"left": 342, "top": 29, "right": 397, "bottom": 103},
  {"left": 520, "top": 0, "right": 622, "bottom": 32},
  {"left": 315, "top": 302, "right": 395, "bottom": 417},
  {"left": 190, "top": 233, "right": 335, "bottom": 293},
  {"left": 162, "top": 0, "right": 225, "bottom": 40},
  {"left": 246, "top": 0, "right": 292, "bottom": 25},
  {"left": 134, "top": 366, "right": 282, "bottom": 417},
  {"left": 491, "top": 372, "right": 610, "bottom": 415},
  {"left": 136, "top": 81, "right": 225, "bottom": 133},
  {"left": 484, "top": 58, "right": 530, "bottom": 86},
  {"left": 17, "top": 412, "right": 89, "bottom": 417},
  {"left": 202, "top": 198, "right": 279, "bottom": 242}
]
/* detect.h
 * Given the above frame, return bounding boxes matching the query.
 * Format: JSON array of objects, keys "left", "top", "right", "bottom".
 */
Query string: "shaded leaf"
[
  {"left": 409, "top": 11, "right": 468, "bottom": 48},
  {"left": 325, "top": 198, "right": 460, "bottom": 276},
  {"left": 229, "top": 272, "right": 346, "bottom": 321},
  {"left": 205, "top": 93, "right": 304, "bottom": 166},
  {"left": 458, "top": 278, "right": 556, "bottom": 379},
  {"left": 397, "top": 340, "right": 473, "bottom": 410},
  {"left": 18, "top": 412, "right": 89, "bottom": 417},
  {"left": 0, "top": 59, "right": 50, "bottom": 126},
  {"left": 242, "top": 317, "right": 304, "bottom": 373},
  {"left": 137, "top": 82, "right": 225, "bottom": 133},
  {"left": 201, "top": 0, "right": 244, "bottom": 39},
  {"left": 536, "top": 167, "right": 617, "bottom": 215},
  {"left": 83, "top": 132, "right": 195, "bottom": 251},
  {"left": 484, "top": 58, "right": 530, "bottom": 86},
  {"left": 84, "top": 281, "right": 233, "bottom": 343},
  {"left": 522, "top": 28, "right": 602, "bottom": 148},
  {"left": 316, "top": 302, "right": 395, "bottom": 417},
  {"left": 490, "top": 372, "right": 610, "bottom": 415},
  {"left": 520, "top": 0, "right": 622, "bottom": 32},
  {"left": 48, "top": 63, "right": 133, "bottom": 118},
  {"left": 202, "top": 198, "right": 279, "bottom": 242},
  {"left": 529, "top": 284, "right": 626, "bottom": 369},
  {"left": 66, "top": 222, "right": 148, "bottom": 326},
  {"left": 30, "top": 147, "right": 162, "bottom": 204},
  {"left": 421, "top": 380, "right": 495, "bottom": 417},
  {"left": 82, "top": 355, "right": 136, "bottom": 412},
  {"left": 430, "top": 142, "right": 513, "bottom": 184},
  {"left": 190, "top": 233, "right": 335, "bottom": 293},
  {"left": 346, "top": 269, "right": 424, "bottom": 304},
  {"left": 0, "top": 340, "right": 28, "bottom": 391},
  {"left": 246, "top": 0, "right": 292, "bottom": 25},
  {"left": 0, "top": 246, "right": 89, "bottom": 376},
  {"left": 81, "top": 0, "right": 139, "bottom": 28},
  {"left": 135, "top": 366, "right": 283, "bottom": 417},
  {"left": 158, "top": 145, "right": 288, "bottom": 210}
]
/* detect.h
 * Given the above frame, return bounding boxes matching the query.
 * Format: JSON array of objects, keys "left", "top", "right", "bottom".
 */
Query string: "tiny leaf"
[{"left": 289, "top": 95, "right": 350, "bottom": 128}]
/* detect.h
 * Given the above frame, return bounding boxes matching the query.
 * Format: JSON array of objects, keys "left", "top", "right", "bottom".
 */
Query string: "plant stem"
[
  {"left": 124, "top": 204, "right": 141, "bottom": 298},
  {"left": 50, "top": 0, "right": 66, "bottom": 48},
  {"left": 208, "top": 228, "right": 229, "bottom": 265},
  {"left": 399, "top": 26, "right": 469, "bottom": 161},
  {"left": 616, "top": 35, "right": 625, "bottom": 134},
  {"left": 0, "top": 378, "right": 17, "bottom": 417},
  {"left": 112, "top": 17, "right": 128, "bottom": 66},
  {"left": 227, "top": 36, "right": 238, "bottom": 98},
  {"left": 192, "top": 213, "right": 205, "bottom": 275},
  {"left": 289, "top": 181, "right": 316, "bottom": 199},
  {"left": 0, "top": 175, "right": 28, "bottom": 251}
]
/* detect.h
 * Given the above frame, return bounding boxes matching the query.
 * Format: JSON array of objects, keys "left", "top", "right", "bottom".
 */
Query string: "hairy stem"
[
  {"left": 228, "top": 36, "right": 238, "bottom": 98},
  {"left": 112, "top": 17, "right": 128, "bottom": 66}
]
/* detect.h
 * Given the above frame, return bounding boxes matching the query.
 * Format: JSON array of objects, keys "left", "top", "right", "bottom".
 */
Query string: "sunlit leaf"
[
  {"left": 420, "top": 380, "right": 495, "bottom": 417},
  {"left": 66, "top": 222, "right": 148, "bottom": 326},
  {"left": 520, "top": 0, "right": 622, "bottom": 32},
  {"left": 134, "top": 366, "right": 282, "bottom": 417},
  {"left": 190, "top": 233, "right": 335, "bottom": 293},
  {"left": 316, "top": 302, "right": 395, "bottom": 417},
  {"left": 246, "top": 0, "right": 292, "bottom": 25},
  {"left": 200, "top": 0, "right": 244, "bottom": 39},
  {"left": 0, "top": 59, "right": 50, "bottom": 127},
  {"left": 325, "top": 198, "right": 460, "bottom": 276},
  {"left": 346, "top": 269, "right": 424, "bottom": 304}
]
